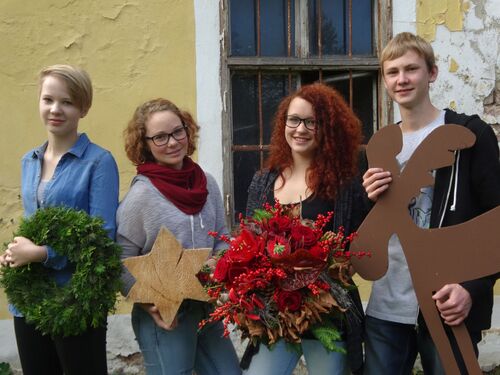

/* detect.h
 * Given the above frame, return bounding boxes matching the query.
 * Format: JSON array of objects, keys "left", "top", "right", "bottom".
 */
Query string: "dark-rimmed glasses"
[
  {"left": 145, "top": 125, "right": 187, "bottom": 147},
  {"left": 285, "top": 115, "right": 317, "bottom": 131}
]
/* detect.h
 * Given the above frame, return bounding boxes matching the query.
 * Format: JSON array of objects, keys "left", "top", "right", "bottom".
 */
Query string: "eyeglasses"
[
  {"left": 285, "top": 115, "right": 317, "bottom": 131},
  {"left": 145, "top": 125, "right": 188, "bottom": 147}
]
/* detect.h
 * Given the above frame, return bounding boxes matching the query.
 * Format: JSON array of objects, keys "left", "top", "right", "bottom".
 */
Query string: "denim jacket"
[{"left": 10, "top": 133, "right": 119, "bottom": 317}]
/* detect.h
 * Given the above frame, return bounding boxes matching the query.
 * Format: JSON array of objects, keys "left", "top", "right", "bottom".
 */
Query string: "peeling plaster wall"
[
  {"left": 428, "top": 0, "right": 500, "bottom": 127},
  {"left": 397, "top": 0, "right": 500, "bottom": 128},
  {"left": 416, "top": 0, "right": 466, "bottom": 41},
  {"left": 0, "top": 0, "right": 197, "bottom": 318}
]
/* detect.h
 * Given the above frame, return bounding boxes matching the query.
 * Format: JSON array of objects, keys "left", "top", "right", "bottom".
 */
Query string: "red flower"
[
  {"left": 309, "top": 244, "right": 328, "bottom": 260},
  {"left": 291, "top": 224, "right": 319, "bottom": 248},
  {"left": 276, "top": 290, "right": 302, "bottom": 312},
  {"left": 266, "top": 236, "right": 291, "bottom": 259},
  {"left": 213, "top": 254, "right": 230, "bottom": 282},
  {"left": 228, "top": 229, "right": 262, "bottom": 264},
  {"left": 267, "top": 216, "right": 292, "bottom": 234},
  {"left": 198, "top": 201, "right": 367, "bottom": 349}
]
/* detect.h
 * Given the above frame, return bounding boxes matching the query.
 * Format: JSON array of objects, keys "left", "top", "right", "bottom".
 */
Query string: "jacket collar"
[{"left": 31, "top": 133, "right": 90, "bottom": 159}]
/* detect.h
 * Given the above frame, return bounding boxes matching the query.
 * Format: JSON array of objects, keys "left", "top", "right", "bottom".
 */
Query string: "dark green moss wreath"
[{"left": 0, "top": 206, "right": 122, "bottom": 337}]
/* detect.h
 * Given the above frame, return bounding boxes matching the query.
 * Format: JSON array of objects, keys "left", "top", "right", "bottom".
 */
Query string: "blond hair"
[
  {"left": 39, "top": 64, "right": 93, "bottom": 114},
  {"left": 380, "top": 32, "right": 436, "bottom": 73}
]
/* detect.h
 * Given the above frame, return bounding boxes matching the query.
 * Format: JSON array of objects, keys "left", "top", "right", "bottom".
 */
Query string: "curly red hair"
[{"left": 267, "top": 83, "right": 362, "bottom": 201}]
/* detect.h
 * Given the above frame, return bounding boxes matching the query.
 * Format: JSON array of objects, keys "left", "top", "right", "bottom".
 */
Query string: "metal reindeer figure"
[{"left": 351, "top": 124, "right": 500, "bottom": 375}]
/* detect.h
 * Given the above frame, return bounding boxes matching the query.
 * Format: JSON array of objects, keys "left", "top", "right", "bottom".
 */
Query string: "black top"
[
  {"left": 267, "top": 190, "right": 336, "bottom": 232},
  {"left": 244, "top": 168, "right": 369, "bottom": 374}
]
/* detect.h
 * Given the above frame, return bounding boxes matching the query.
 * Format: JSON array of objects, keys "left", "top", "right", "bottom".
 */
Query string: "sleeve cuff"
[{"left": 43, "top": 245, "right": 68, "bottom": 270}]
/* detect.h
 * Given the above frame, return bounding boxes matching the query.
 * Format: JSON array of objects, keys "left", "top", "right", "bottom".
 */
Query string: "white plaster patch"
[
  {"left": 194, "top": 0, "right": 224, "bottom": 189},
  {"left": 392, "top": 0, "right": 417, "bottom": 35},
  {"left": 485, "top": 0, "right": 500, "bottom": 22},
  {"left": 463, "top": 2, "right": 484, "bottom": 31}
]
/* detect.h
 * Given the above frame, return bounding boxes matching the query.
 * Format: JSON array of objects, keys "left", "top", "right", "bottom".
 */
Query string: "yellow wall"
[
  {"left": 416, "top": 0, "right": 468, "bottom": 41},
  {"left": 0, "top": 0, "right": 197, "bottom": 319}
]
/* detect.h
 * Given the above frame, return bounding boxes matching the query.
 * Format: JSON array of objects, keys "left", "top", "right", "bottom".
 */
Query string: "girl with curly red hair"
[{"left": 244, "top": 83, "right": 368, "bottom": 375}]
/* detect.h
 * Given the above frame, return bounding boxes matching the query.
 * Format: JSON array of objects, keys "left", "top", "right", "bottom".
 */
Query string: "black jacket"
[
  {"left": 244, "top": 168, "right": 369, "bottom": 374},
  {"left": 429, "top": 109, "right": 500, "bottom": 331}
]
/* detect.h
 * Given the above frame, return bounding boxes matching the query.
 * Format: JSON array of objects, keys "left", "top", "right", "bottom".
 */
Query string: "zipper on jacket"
[
  {"left": 449, "top": 150, "right": 461, "bottom": 212},
  {"left": 438, "top": 151, "right": 458, "bottom": 228}
]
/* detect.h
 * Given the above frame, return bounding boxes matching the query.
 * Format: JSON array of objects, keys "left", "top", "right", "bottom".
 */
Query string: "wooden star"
[{"left": 122, "top": 227, "right": 211, "bottom": 327}]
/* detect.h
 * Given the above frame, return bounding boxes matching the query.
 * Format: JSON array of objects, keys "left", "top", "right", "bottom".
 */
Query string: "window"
[{"left": 222, "top": 0, "right": 391, "bottom": 225}]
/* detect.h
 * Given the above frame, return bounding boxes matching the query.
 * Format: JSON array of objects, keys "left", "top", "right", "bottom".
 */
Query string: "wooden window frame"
[{"left": 220, "top": 0, "right": 393, "bottom": 226}]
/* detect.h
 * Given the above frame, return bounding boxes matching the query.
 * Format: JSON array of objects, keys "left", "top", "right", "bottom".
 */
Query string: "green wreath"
[{"left": 0, "top": 206, "right": 122, "bottom": 337}]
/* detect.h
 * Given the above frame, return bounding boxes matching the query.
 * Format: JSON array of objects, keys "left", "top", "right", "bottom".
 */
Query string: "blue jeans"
[
  {"left": 364, "top": 315, "right": 480, "bottom": 375},
  {"left": 132, "top": 302, "right": 241, "bottom": 375},
  {"left": 245, "top": 339, "right": 349, "bottom": 375}
]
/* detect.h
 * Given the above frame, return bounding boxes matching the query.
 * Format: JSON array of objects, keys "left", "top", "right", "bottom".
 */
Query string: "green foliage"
[
  {"left": 0, "top": 206, "right": 122, "bottom": 337},
  {"left": 0, "top": 362, "right": 12, "bottom": 375},
  {"left": 252, "top": 208, "right": 274, "bottom": 222},
  {"left": 310, "top": 317, "right": 346, "bottom": 354}
]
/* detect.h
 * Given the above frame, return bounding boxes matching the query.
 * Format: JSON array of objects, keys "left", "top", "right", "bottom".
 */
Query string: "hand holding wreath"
[
  {"left": 4, "top": 236, "right": 48, "bottom": 267},
  {"left": 0, "top": 206, "right": 122, "bottom": 337}
]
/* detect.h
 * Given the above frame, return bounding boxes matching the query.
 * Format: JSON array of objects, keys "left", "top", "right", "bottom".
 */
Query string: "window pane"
[
  {"left": 261, "top": 0, "right": 294, "bottom": 56},
  {"left": 230, "top": 0, "right": 256, "bottom": 56},
  {"left": 233, "top": 151, "right": 261, "bottom": 221},
  {"left": 352, "top": 73, "right": 376, "bottom": 143},
  {"left": 310, "top": 0, "right": 346, "bottom": 55},
  {"left": 310, "top": 0, "right": 372, "bottom": 56},
  {"left": 321, "top": 72, "right": 347, "bottom": 98},
  {"left": 232, "top": 73, "right": 259, "bottom": 145},
  {"left": 352, "top": 0, "right": 373, "bottom": 54},
  {"left": 322, "top": 0, "right": 346, "bottom": 54},
  {"left": 301, "top": 71, "right": 321, "bottom": 85},
  {"left": 262, "top": 74, "right": 296, "bottom": 143},
  {"left": 322, "top": 71, "right": 375, "bottom": 143},
  {"left": 309, "top": 2, "right": 319, "bottom": 55}
]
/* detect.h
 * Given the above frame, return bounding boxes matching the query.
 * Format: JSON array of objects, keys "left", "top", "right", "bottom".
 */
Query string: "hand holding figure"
[
  {"left": 139, "top": 303, "right": 178, "bottom": 331},
  {"left": 362, "top": 168, "right": 392, "bottom": 201},
  {"left": 432, "top": 284, "right": 472, "bottom": 326}
]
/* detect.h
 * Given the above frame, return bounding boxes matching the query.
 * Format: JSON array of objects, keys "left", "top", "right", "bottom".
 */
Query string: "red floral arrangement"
[{"left": 198, "top": 201, "right": 369, "bottom": 352}]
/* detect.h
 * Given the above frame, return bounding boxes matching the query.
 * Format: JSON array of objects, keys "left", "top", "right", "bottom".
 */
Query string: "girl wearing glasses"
[
  {"left": 243, "top": 83, "right": 368, "bottom": 375},
  {"left": 117, "top": 98, "right": 241, "bottom": 375},
  {"left": 1, "top": 65, "right": 119, "bottom": 375}
]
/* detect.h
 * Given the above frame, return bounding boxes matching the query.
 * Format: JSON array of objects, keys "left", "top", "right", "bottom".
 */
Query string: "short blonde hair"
[
  {"left": 380, "top": 32, "right": 436, "bottom": 74},
  {"left": 124, "top": 98, "right": 200, "bottom": 165},
  {"left": 39, "top": 64, "right": 93, "bottom": 114}
]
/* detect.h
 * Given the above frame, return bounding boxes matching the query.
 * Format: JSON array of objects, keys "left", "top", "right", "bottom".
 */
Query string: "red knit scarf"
[{"left": 137, "top": 158, "right": 208, "bottom": 215}]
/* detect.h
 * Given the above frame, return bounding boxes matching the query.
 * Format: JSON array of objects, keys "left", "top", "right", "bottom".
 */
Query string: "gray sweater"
[{"left": 117, "top": 173, "right": 229, "bottom": 295}]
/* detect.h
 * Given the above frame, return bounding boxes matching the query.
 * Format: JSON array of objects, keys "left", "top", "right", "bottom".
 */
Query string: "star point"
[{"left": 123, "top": 227, "right": 211, "bottom": 326}]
